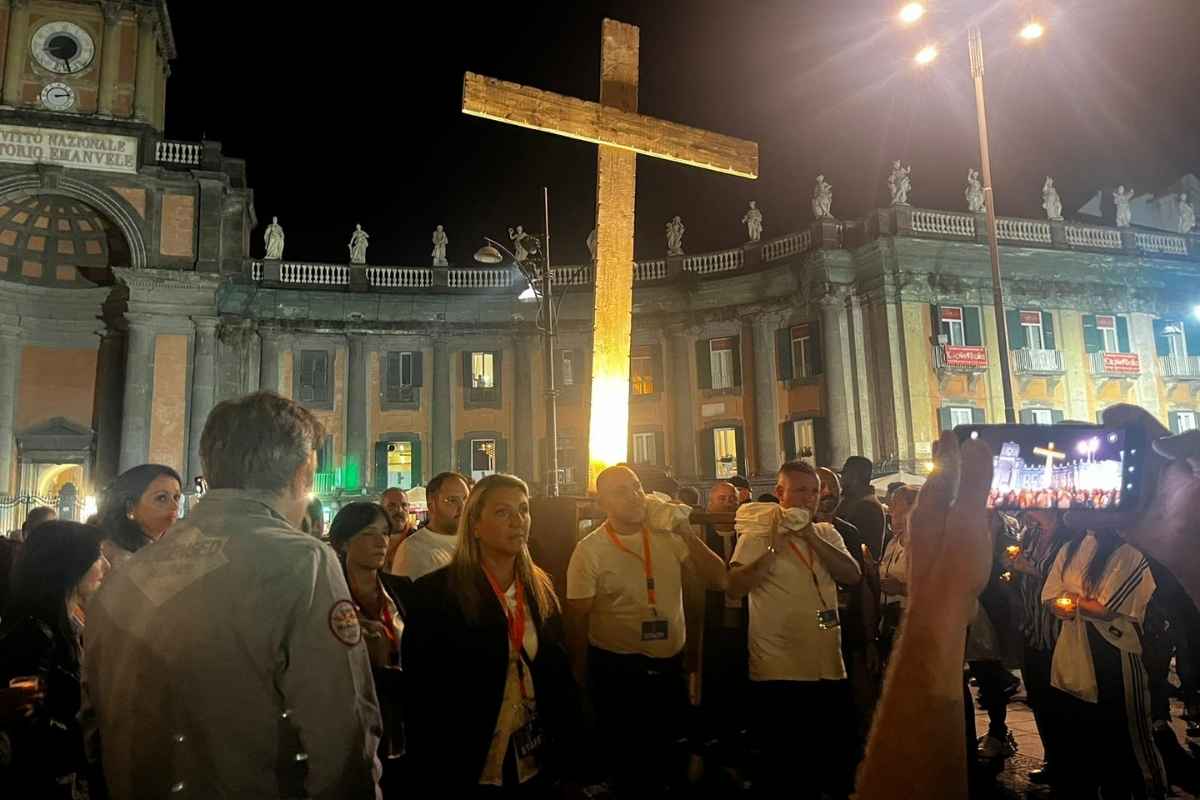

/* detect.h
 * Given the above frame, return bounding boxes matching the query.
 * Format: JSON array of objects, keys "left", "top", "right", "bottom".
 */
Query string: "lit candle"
[
  {"left": 1005, "top": 544, "right": 1022, "bottom": 559},
  {"left": 999, "top": 570, "right": 1013, "bottom": 583},
  {"left": 1055, "top": 595, "right": 1076, "bottom": 613}
]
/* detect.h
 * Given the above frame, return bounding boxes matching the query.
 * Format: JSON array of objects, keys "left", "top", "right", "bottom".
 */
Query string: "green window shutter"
[
  {"left": 699, "top": 429, "right": 716, "bottom": 478},
  {"left": 1082, "top": 315, "right": 1102, "bottom": 353},
  {"left": 810, "top": 323, "right": 824, "bottom": 375},
  {"left": 695, "top": 340, "right": 712, "bottom": 389},
  {"left": 1051, "top": 410, "right": 1065, "bottom": 424},
  {"left": 931, "top": 305, "right": 942, "bottom": 340},
  {"left": 731, "top": 336, "right": 743, "bottom": 387},
  {"left": 972, "top": 407, "right": 986, "bottom": 424},
  {"left": 1019, "top": 409, "right": 1033, "bottom": 424},
  {"left": 734, "top": 427, "right": 747, "bottom": 477},
  {"left": 412, "top": 351, "right": 424, "bottom": 387},
  {"left": 963, "top": 307, "right": 983, "bottom": 347},
  {"left": 456, "top": 439, "right": 470, "bottom": 474},
  {"left": 1169, "top": 412, "right": 1182, "bottom": 434},
  {"left": 650, "top": 345, "right": 664, "bottom": 394},
  {"left": 653, "top": 431, "right": 665, "bottom": 468},
  {"left": 374, "top": 441, "right": 388, "bottom": 489},
  {"left": 1153, "top": 319, "right": 1171, "bottom": 357},
  {"left": 496, "top": 438, "right": 509, "bottom": 473},
  {"left": 493, "top": 350, "right": 503, "bottom": 398},
  {"left": 1116, "top": 316, "right": 1131, "bottom": 354},
  {"left": 782, "top": 421, "right": 797, "bottom": 461},
  {"left": 938, "top": 407, "right": 953, "bottom": 433},
  {"left": 461, "top": 351, "right": 471, "bottom": 389},
  {"left": 1006, "top": 310, "right": 1025, "bottom": 350},
  {"left": 814, "top": 419, "right": 832, "bottom": 467},
  {"left": 775, "top": 328, "right": 793, "bottom": 381},
  {"left": 1042, "top": 312, "right": 1056, "bottom": 351}
]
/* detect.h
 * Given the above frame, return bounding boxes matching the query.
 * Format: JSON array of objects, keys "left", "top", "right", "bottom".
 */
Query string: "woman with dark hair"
[
  {"left": 96, "top": 464, "right": 182, "bottom": 567},
  {"left": 327, "top": 501, "right": 410, "bottom": 796},
  {"left": 1042, "top": 528, "right": 1167, "bottom": 797},
  {"left": 0, "top": 520, "right": 109, "bottom": 797},
  {"left": 403, "top": 474, "right": 579, "bottom": 795}
]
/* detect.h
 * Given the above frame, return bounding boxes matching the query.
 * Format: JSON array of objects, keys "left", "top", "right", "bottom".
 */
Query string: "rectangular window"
[
  {"left": 471, "top": 352, "right": 495, "bottom": 389},
  {"left": 385, "top": 352, "right": 415, "bottom": 404},
  {"left": 792, "top": 419, "right": 816, "bottom": 466},
  {"left": 1176, "top": 411, "right": 1198, "bottom": 433},
  {"left": 558, "top": 443, "right": 577, "bottom": 485},
  {"left": 948, "top": 407, "right": 975, "bottom": 429},
  {"left": 470, "top": 438, "right": 497, "bottom": 481},
  {"left": 1096, "top": 315, "right": 1119, "bottom": 353},
  {"left": 631, "top": 356, "right": 654, "bottom": 396},
  {"left": 560, "top": 351, "right": 575, "bottom": 387},
  {"left": 710, "top": 338, "right": 736, "bottom": 390},
  {"left": 1163, "top": 321, "right": 1189, "bottom": 358},
  {"left": 298, "top": 350, "right": 330, "bottom": 403},
  {"left": 386, "top": 441, "right": 414, "bottom": 489},
  {"left": 940, "top": 307, "right": 966, "bottom": 346},
  {"left": 714, "top": 427, "right": 738, "bottom": 479},
  {"left": 1020, "top": 310, "right": 1045, "bottom": 351},
  {"left": 791, "top": 326, "right": 813, "bottom": 379},
  {"left": 633, "top": 432, "right": 656, "bottom": 465},
  {"left": 1029, "top": 408, "right": 1054, "bottom": 425}
]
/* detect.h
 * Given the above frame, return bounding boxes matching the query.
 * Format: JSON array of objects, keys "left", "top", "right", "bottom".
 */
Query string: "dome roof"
[{"left": 0, "top": 194, "right": 126, "bottom": 288}]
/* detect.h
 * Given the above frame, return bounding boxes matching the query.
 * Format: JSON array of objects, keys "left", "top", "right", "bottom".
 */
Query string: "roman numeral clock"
[{"left": 31, "top": 20, "right": 95, "bottom": 112}]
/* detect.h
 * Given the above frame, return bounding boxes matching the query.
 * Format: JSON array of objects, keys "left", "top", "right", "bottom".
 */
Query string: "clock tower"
[{"left": 0, "top": 0, "right": 173, "bottom": 128}]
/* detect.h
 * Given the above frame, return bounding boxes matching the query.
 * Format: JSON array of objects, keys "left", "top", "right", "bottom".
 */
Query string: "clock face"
[
  {"left": 40, "top": 82, "right": 76, "bottom": 112},
  {"left": 31, "top": 21, "right": 96, "bottom": 75}
]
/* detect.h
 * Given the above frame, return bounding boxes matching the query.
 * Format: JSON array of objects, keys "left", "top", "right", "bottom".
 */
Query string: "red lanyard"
[
  {"left": 352, "top": 579, "right": 398, "bottom": 647},
  {"left": 786, "top": 536, "right": 832, "bottom": 610},
  {"left": 604, "top": 523, "right": 657, "bottom": 613},
  {"left": 482, "top": 564, "right": 527, "bottom": 659}
]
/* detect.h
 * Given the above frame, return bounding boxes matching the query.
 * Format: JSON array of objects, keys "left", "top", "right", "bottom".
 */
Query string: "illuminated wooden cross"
[
  {"left": 462, "top": 18, "right": 759, "bottom": 487},
  {"left": 1032, "top": 442, "right": 1066, "bottom": 487}
]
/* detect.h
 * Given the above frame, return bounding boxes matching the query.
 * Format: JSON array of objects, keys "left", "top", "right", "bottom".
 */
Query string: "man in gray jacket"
[{"left": 85, "top": 392, "right": 382, "bottom": 798}]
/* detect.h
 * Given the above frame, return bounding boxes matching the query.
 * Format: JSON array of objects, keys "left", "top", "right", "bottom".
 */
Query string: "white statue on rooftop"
[
  {"left": 431, "top": 225, "right": 448, "bottom": 266},
  {"left": 1114, "top": 185, "right": 1135, "bottom": 228},
  {"left": 348, "top": 224, "right": 369, "bottom": 264},
  {"left": 888, "top": 160, "right": 911, "bottom": 206},
  {"left": 508, "top": 225, "right": 530, "bottom": 262},
  {"left": 1179, "top": 193, "right": 1195, "bottom": 235},
  {"left": 965, "top": 169, "right": 985, "bottom": 213},
  {"left": 264, "top": 215, "right": 285, "bottom": 260},
  {"left": 1042, "top": 177, "right": 1063, "bottom": 221},
  {"left": 742, "top": 201, "right": 764, "bottom": 240},
  {"left": 586, "top": 227, "right": 597, "bottom": 261},
  {"left": 813, "top": 175, "right": 834, "bottom": 220},
  {"left": 666, "top": 215, "right": 685, "bottom": 255}
]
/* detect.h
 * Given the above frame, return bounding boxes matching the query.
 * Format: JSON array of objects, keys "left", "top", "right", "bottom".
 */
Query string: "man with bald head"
[
  {"left": 380, "top": 487, "right": 413, "bottom": 573},
  {"left": 566, "top": 464, "right": 727, "bottom": 793}
]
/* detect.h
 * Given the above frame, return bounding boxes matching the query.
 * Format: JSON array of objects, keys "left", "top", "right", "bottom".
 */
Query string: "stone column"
[
  {"left": 752, "top": 313, "right": 783, "bottom": 476},
  {"left": 93, "top": 328, "right": 126, "bottom": 489},
  {"left": 258, "top": 326, "right": 281, "bottom": 393},
  {"left": 820, "top": 293, "right": 855, "bottom": 467},
  {"left": 430, "top": 338, "right": 452, "bottom": 474},
  {"left": 186, "top": 318, "right": 218, "bottom": 483},
  {"left": 513, "top": 334, "right": 536, "bottom": 484},
  {"left": 97, "top": 3, "right": 124, "bottom": 116},
  {"left": 2, "top": 0, "right": 30, "bottom": 107},
  {"left": 0, "top": 321, "right": 22, "bottom": 495},
  {"left": 118, "top": 315, "right": 156, "bottom": 474},
  {"left": 666, "top": 327, "right": 698, "bottom": 479},
  {"left": 345, "top": 335, "right": 368, "bottom": 487},
  {"left": 133, "top": 8, "right": 157, "bottom": 122},
  {"left": 848, "top": 294, "right": 876, "bottom": 460}
]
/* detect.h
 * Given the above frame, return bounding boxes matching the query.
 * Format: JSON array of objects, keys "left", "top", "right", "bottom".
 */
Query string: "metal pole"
[
  {"left": 969, "top": 26, "right": 1017, "bottom": 424},
  {"left": 541, "top": 187, "right": 560, "bottom": 496}
]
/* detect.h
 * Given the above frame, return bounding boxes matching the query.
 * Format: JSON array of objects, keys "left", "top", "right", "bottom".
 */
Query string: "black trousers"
[
  {"left": 1022, "top": 644, "right": 1067, "bottom": 769},
  {"left": 699, "top": 623, "right": 749, "bottom": 746},
  {"left": 968, "top": 659, "right": 1012, "bottom": 738},
  {"left": 589, "top": 646, "right": 689, "bottom": 795},
  {"left": 749, "top": 679, "right": 857, "bottom": 800}
]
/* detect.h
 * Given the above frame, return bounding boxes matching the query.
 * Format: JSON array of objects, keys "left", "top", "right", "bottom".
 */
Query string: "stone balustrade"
[
  {"left": 1066, "top": 224, "right": 1123, "bottom": 250},
  {"left": 155, "top": 140, "right": 203, "bottom": 166},
  {"left": 912, "top": 209, "right": 976, "bottom": 237},
  {"left": 634, "top": 259, "right": 667, "bottom": 281},
  {"left": 997, "top": 217, "right": 1052, "bottom": 244},
  {"left": 367, "top": 267, "right": 433, "bottom": 289},
  {"left": 684, "top": 247, "right": 743, "bottom": 274},
  {"left": 1136, "top": 231, "right": 1189, "bottom": 256}
]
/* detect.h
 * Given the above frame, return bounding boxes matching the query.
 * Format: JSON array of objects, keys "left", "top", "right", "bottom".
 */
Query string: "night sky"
[{"left": 164, "top": 0, "right": 1200, "bottom": 266}]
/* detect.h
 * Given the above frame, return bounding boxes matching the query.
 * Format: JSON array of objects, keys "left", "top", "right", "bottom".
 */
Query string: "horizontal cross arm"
[{"left": 462, "top": 72, "right": 758, "bottom": 180}]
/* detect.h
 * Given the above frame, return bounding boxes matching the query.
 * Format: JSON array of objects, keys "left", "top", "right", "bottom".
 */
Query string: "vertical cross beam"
[{"left": 587, "top": 19, "right": 639, "bottom": 488}]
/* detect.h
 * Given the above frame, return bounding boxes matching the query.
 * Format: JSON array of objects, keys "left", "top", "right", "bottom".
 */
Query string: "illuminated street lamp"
[{"left": 902, "top": 6, "right": 1047, "bottom": 423}]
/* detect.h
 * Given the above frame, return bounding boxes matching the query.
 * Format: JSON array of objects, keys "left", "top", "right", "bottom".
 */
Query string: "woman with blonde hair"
[{"left": 402, "top": 474, "right": 579, "bottom": 796}]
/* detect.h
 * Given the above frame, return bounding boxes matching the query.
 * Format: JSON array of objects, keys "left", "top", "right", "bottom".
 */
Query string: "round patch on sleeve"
[{"left": 328, "top": 599, "right": 362, "bottom": 647}]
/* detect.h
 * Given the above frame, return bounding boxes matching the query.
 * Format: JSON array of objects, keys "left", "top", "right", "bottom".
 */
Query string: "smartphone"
[{"left": 954, "top": 424, "right": 1147, "bottom": 512}]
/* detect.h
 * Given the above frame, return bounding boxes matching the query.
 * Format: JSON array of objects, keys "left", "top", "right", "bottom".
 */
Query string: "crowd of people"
[
  {"left": 988, "top": 487, "right": 1123, "bottom": 511},
  {"left": 0, "top": 390, "right": 1198, "bottom": 799}
]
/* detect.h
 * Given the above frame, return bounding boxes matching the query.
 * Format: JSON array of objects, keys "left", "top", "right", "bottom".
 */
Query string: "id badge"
[
  {"left": 641, "top": 618, "right": 670, "bottom": 641},
  {"left": 817, "top": 608, "right": 840, "bottom": 630},
  {"left": 512, "top": 705, "right": 544, "bottom": 783}
]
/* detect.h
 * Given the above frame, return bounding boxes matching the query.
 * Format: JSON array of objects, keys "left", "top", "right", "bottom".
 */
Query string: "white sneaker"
[{"left": 977, "top": 733, "right": 1016, "bottom": 760}]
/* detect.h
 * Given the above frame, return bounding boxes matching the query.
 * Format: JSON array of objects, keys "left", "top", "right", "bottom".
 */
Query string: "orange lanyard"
[
  {"left": 352, "top": 579, "right": 398, "bottom": 647},
  {"left": 786, "top": 536, "right": 832, "bottom": 610},
  {"left": 482, "top": 564, "right": 528, "bottom": 658},
  {"left": 604, "top": 523, "right": 658, "bottom": 613}
]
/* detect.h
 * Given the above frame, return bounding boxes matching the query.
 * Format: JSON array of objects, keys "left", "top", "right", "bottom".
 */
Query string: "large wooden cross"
[{"left": 462, "top": 18, "right": 759, "bottom": 487}]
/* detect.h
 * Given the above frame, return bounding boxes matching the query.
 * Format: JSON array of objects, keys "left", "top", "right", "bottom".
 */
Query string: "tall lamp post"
[
  {"left": 474, "top": 188, "right": 560, "bottom": 496},
  {"left": 901, "top": 3, "right": 1045, "bottom": 424}
]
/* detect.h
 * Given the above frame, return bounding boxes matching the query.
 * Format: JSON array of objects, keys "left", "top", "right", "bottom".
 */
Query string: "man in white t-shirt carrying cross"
[
  {"left": 565, "top": 464, "right": 728, "bottom": 795},
  {"left": 728, "top": 459, "right": 863, "bottom": 799},
  {"left": 390, "top": 472, "right": 468, "bottom": 579}
]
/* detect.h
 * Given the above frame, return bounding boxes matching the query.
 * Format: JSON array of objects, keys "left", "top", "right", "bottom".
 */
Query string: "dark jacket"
[
  {"left": 402, "top": 565, "right": 580, "bottom": 790},
  {"left": 837, "top": 491, "right": 886, "bottom": 560},
  {"left": 376, "top": 572, "right": 413, "bottom": 760}
]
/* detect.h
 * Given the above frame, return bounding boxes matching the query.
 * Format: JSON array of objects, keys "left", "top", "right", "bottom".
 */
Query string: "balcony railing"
[
  {"left": 684, "top": 247, "right": 743, "bottom": 275},
  {"left": 934, "top": 344, "right": 988, "bottom": 370},
  {"left": 447, "top": 268, "right": 512, "bottom": 289},
  {"left": 634, "top": 259, "right": 667, "bottom": 281},
  {"left": 1066, "top": 225, "right": 1122, "bottom": 250},
  {"left": 281, "top": 262, "right": 349, "bottom": 286},
  {"left": 1013, "top": 348, "right": 1065, "bottom": 374},
  {"left": 913, "top": 210, "right": 976, "bottom": 237},
  {"left": 997, "top": 218, "right": 1052, "bottom": 244},
  {"left": 155, "top": 140, "right": 202, "bottom": 166},
  {"left": 550, "top": 264, "right": 592, "bottom": 286},
  {"left": 367, "top": 267, "right": 432, "bottom": 289},
  {"left": 1160, "top": 354, "right": 1200, "bottom": 379},
  {"left": 1090, "top": 351, "right": 1141, "bottom": 376},
  {"left": 1136, "top": 232, "right": 1189, "bottom": 256},
  {"left": 762, "top": 230, "right": 812, "bottom": 261}
]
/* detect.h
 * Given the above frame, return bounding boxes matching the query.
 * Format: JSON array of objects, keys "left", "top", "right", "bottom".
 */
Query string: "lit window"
[
  {"left": 791, "top": 327, "right": 813, "bottom": 378},
  {"left": 1176, "top": 412, "right": 1198, "bottom": 433},
  {"left": 386, "top": 441, "right": 414, "bottom": 489},
  {"left": 940, "top": 307, "right": 966, "bottom": 346},
  {"left": 633, "top": 432, "right": 656, "bottom": 465},
  {"left": 1029, "top": 409, "right": 1053, "bottom": 425},
  {"left": 1020, "top": 311, "right": 1045, "bottom": 350},
  {"left": 710, "top": 338, "right": 735, "bottom": 389},
  {"left": 471, "top": 352, "right": 495, "bottom": 389},
  {"left": 948, "top": 407, "right": 974, "bottom": 428},
  {"left": 470, "top": 438, "right": 496, "bottom": 480},
  {"left": 714, "top": 427, "right": 738, "bottom": 478},
  {"left": 631, "top": 356, "right": 654, "bottom": 396},
  {"left": 792, "top": 420, "right": 816, "bottom": 466},
  {"left": 1096, "top": 316, "right": 1119, "bottom": 353}
]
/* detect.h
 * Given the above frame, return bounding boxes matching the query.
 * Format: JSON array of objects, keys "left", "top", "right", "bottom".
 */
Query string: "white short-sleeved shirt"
[
  {"left": 392, "top": 528, "right": 457, "bottom": 580},
  {"left": 565, "top": 524, "right": 690, "bottom": 659},
  {"left": 732, "top": 522, "right": 850, "bottom": 682},
  {"left": 880, "top": 536, "right": 909, "bottom": 609}
]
